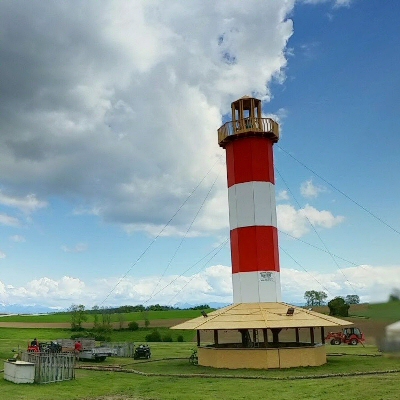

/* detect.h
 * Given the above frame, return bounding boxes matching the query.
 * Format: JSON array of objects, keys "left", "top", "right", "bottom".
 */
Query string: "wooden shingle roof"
[{"left": 171, "top": 302, "right": 352, "bottom": 330}]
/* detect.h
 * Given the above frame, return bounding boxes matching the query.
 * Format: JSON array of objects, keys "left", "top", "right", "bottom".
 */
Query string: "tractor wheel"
[
  {"left": 332, "top": 339, "right": 341, "bottom": 345},
  {"left": 350, "top": 338, "right": 358, "bottom": 345}
]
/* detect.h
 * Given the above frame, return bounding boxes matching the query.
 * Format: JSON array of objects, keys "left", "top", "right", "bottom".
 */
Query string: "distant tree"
[
  {"left": 162, "top": 333, "right": 173, "bottom": 342},
  {"left": 92, "top": 305, "right": 101, "bottom": 329},
  {"left": 146, "top": 304, "right": 175, "bottom": 311},
  {"left": 328, "top": 297, "right": 350, "bottom": 317},
  {"left": 117, "top": 304, "right": 145, "bottom": 313},
  {"left": 304, "top": 290, "right": 328, "bottom": 307},
  {"left": 68, "top": 304, "right": 88, "bottom": 330},
  {"left": 141, "top": 310, "right": 150, "bottom": 328},
  {"left": 128, "top": 321, "right": 139, "bottom": 331},
  {"left": 389, "top": 289, "right": 400, "bottom": 302},
  {"left": 117, "top": 312, "right": 125, "bottom": 330},
  {"left": 100, "top": 307, "right": 112, "bottom": 331},
  {"left": 145, "top": 329, "right": 162, "bottom": 342},
  {"left": 345, "top": 295, "right": 360, "bottom": 305},
  {"left": 190, "top": 304, "right": 210, "bottom": 310}
]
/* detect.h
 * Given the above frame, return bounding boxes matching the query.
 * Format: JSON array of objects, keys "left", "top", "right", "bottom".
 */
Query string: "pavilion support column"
[
  {"left": 321, "top": 327, "right": 325, "bottom": 344},
  {"left": 239, "top": 329, "right": 250, "bottom": 347},
  {"left": 271, "top": 328, "right": 281, "bottom": 344},
  {"left": 310, "top": 328, "right": 315, "bottom": 346},
  {"left": 197, "top": 330, "right": 201, "bottom": 347},
  {"left": 214, "top": 330, "right": 219, "bottom": 347},
  {"left": 252, "top": 329, "right": 257, "bottom": 345},
  {"left": 295, "top": 328, "right": 300, "bottom": 343},
  {"left": 263, "top": 329, "right": 268, "bottom": 347}
]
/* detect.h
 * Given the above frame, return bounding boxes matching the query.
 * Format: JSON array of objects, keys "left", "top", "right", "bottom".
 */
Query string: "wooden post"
[
  {"left": 321, "top": 327, "right": 325, "bottom": 344},
  {"left": 271, "top": 328, "right": 281, "bottom": 344},
  {"left": 310, "top": 327, "right": 315, "bottom": 346},
  {"left": 197, "top": 330, "right": 201, "bottom": 347},
  {"left": 214, "top": 330, "right": 219, "bottom": 346},
  {"left": 239, "top": 329, "right": 249, "bottom": 347},
  {"left": 295, "top": 328, "right": 300, "bottom": 343},
  {"left": 263, "top": 329, "right": 268, "bottom": 347}
]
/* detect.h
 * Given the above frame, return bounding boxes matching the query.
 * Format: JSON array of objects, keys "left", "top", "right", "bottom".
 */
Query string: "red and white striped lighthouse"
[{"left": 218, "top": 96, "right": 281, "bottom": 303}]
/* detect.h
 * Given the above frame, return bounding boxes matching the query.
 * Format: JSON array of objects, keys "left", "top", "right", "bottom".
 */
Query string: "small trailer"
[
  {"left": 78, "top": 346, "right": 116, "bottom": 362},
  {"left": 57, "top": 338, "right": 116, "bottom": 362}
]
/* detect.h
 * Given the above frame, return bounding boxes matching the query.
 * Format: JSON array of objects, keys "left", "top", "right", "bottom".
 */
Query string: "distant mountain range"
[
  {"left": 173, "top": 302, "right": 231, "bottom": 310},
  {"left": 0, "top": 303, "right": 62, "bottom": 315}
]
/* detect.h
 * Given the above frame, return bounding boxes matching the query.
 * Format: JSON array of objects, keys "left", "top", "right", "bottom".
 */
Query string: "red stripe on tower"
[{"left": 218, "top": 96, "right": 281, "bottom": 303}]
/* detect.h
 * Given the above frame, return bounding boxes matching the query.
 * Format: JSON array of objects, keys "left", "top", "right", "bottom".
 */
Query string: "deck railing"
[{"left": 218, "top": 117, "right": 279, "bottom": 145}]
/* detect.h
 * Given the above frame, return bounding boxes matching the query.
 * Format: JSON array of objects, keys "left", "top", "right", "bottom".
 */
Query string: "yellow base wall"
[{"left": 198, "top": 345, "right": 326, "bottom": 369}]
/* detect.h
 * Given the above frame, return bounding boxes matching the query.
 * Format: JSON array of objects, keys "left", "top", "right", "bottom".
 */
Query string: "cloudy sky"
[{"left": 1, "top": 0, "right": 399, "bottom": 310}]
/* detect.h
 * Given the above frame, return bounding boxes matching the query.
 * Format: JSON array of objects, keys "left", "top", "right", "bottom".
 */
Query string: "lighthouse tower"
[
  {"left": 172, "top": 95, "right": 353, "bottom": 370},
  {"left": 218, "top": 96, "right": 281, "bottom": 303}
]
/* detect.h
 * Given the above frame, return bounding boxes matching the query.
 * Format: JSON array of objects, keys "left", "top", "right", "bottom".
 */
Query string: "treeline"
[{"left": 83, "top": 303, "right": 211, "bottom": 314}]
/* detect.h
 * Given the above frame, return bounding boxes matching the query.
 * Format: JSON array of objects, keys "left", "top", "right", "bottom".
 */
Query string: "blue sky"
[{"left": 1, "top": 0, "right": 399, "bottom": 310}]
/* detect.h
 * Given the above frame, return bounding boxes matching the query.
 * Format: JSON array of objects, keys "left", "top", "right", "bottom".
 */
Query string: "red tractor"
[{"left": 325, "top": 327, "right": 365, "bottom": 346}]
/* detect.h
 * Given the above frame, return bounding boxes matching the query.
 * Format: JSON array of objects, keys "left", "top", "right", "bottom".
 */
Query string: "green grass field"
[
  {"left": 311, "top": 301, "right": 399, "bottom": 322},
  {"left": 0, "top": 340, "right": 399, "bottom": 400},
  {"left": 0, "top": 303, "right": 399, "bottom": 399},
  {"left": 0, "top": 309, "right": 214, "bottom": 324}
]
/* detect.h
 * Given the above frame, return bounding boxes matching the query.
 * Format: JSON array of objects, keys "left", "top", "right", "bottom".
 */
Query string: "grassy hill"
[
  {"left": 310, "top": 301, "right": 399, "bottom": 322},
  {"left": 0, "top": 308, "right": 214, "bottom": 325},
  {"left": 0, "top": 302, "right": 399, "bottom": 399}
]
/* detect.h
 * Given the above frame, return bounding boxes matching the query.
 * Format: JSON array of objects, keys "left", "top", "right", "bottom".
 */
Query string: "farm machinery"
[
  {"left": 28, "top": 339, "right": 116, "bottom": 361},
  {"left": 133, "top": 344, "right": 151, "bottom": 360},
  {"left": 27, "top": 341, "right": 62, "bottom": 353},
  {"left": 325, "top": 327, "right": 365, "bottom": 345}
]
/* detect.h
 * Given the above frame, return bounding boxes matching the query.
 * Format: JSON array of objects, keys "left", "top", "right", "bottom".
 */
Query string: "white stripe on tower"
[{"left": 225, "top": 136, "right": 281, "bottom": 303}]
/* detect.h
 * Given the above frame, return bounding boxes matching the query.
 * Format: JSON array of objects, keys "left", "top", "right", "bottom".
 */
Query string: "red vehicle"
[
  {"left": 27, "top": 341, "right": 62, "bottom": 353},
  {"left": 27, "top": 344, "right": 40, "bottom": 352},
  {"left": 325, "top": 327, "right": 365, "bottom": 345}
]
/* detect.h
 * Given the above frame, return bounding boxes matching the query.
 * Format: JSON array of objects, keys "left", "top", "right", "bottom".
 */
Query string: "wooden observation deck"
[{"left": 218, "top": 96, "right": 279, "bottom": 148}]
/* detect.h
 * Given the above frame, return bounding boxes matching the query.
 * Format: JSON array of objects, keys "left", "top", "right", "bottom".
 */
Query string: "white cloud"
[
  {"left": 300, "top": 179, "right": 326, "bottom": 198},
  {"left": 10, "top": 235, "right": 26, "bottom": 243},
  {"left": 0, "top": 0, "right": 294, "bottom": 237},
  {"left": 266, "top": 108, "right": 288, "bottom": 125},
  {"left": 0, "top": 191, "right": 47, "bottom": 214},
  {"left": 0, "top": 251, "right": 6, "bottom": 259},
  {"left": 61, "top": 243, "right": 88, "bottom": 253},
  {"left": 0, "top": 264, "right": 397, "bottom": 308},
  {"left": 276, "top": 190, "right": 290, "bottom": 201},
  {"left": 0, "top": 276, "right": 86, "bottom": 305},
  {"left": 333, "top": 0, "right": 352, "bottom": 8},
  {"left": 277, "top": 203, "right": 344, "bottom": 237},
  {"left": 301, "top": 0, "right": 352, "bottom": 7},
  {"left": 0, "top": 213, "right": 20, "bottom": 227},
  {"left": 281, "top": 265, "right": 400, "bottom": 304}
]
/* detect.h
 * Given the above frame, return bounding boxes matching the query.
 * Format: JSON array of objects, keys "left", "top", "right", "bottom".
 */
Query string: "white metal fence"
[{"left": 101, "top": 342, "right": 135, "bottom": 357}]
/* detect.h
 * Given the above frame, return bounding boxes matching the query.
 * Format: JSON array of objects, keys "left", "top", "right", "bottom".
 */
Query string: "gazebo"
[{"left": 172, "top": 302, "right": 351, "bottom": 369}]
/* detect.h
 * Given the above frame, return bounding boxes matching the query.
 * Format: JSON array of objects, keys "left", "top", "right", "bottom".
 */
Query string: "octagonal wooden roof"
[{"left": 171, "top": 302, "right": 352, "bottom": 330}]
